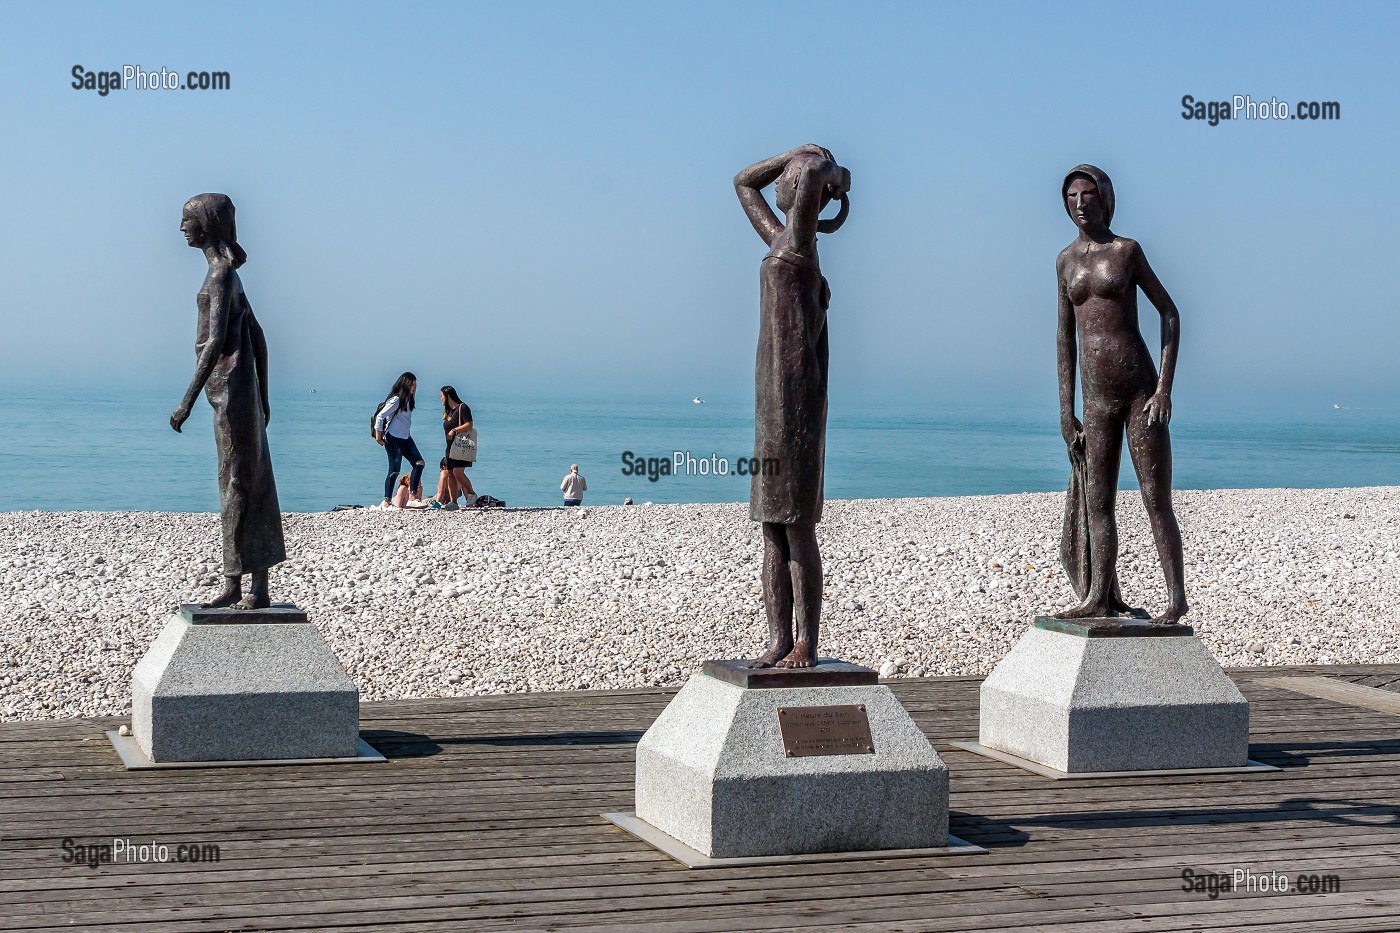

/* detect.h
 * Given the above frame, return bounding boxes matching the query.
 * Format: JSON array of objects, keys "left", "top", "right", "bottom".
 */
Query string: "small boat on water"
[{"left": 692, "top": 397, "right": 704, "bottom": 404}]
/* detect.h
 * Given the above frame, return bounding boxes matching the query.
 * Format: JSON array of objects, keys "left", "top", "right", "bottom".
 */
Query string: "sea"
[{"left": 0, "top": 392, "right": 1396, "bottom": 513}]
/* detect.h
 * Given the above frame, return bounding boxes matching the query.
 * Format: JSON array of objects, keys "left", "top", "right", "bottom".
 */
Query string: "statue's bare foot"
[
  {"left": 1153, "top": 600, "right": 1188, "bottom": 625},
  {"left": 1053, "top": 598, "right": 1114, "bottom": 620},
  {"left": 235, "top": 592, "right": 271, "bottom": 610},
  {"left": 747, "top": 639, "right": 793, "bottom": 669},
  {"left": 200, "top": 576, "right": 241, "bottom": 609},
  {"left": 1108, "top": 593, "right": 1136, "bottom": 615},
  {"left": 236, "top": 572, "right": 271, "bottom": 610},
  {"left": 776, "top": 643, "right": 816, "bottom": 668}
]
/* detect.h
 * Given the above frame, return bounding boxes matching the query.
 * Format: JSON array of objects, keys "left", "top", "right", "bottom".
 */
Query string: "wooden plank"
[
  {"left": 1265, "top": 676, "right": 1400, "bottom": 716},
  {"left": 16, "top": 767, "right": 1400, "bottom": 826},
  {"left": 2, "top": 847, "right": 1392, "bottom": 910}
]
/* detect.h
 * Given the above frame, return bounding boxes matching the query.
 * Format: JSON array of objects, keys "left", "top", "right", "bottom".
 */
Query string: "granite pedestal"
[
  {"left": 130, "top": 605, "right": 360, "bottom": 763},
  {"left": 977, "top": 617, "right": 1249, "bottom": 773},
  {"left": 632, "top": 660, "right": 949, "bottom": 859}
]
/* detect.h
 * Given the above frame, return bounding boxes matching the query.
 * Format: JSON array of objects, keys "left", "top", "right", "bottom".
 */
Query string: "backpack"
[{"left": 371, "top": 399, "right": 390, "bottom": 438}]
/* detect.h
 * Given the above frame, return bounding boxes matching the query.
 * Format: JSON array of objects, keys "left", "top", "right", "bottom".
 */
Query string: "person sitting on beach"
[
  {"left": 391, "top": 475, "right": 433, "bottom": 509},
  {"left": 561, "top": 464, "right": 587, "bottom": 506},
  {"left": 432, "top": 385, "right": 477, "bottom": 511}
]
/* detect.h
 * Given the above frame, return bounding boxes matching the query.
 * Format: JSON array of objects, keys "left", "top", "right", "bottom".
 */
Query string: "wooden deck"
[{"left": 2, "top": 663, "right": 1399, "bottom": 932}]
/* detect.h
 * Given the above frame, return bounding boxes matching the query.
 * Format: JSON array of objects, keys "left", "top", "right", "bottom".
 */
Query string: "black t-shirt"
[
  {"left": 444, "top": 403, "right": 474, "bottom": 464},
  {"left": 444, "top": 403, "right": 473, "bottom": 437}
]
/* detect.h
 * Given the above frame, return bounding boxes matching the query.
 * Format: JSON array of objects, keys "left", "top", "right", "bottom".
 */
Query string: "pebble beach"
[{"left": 2, "top": 486, "right": 1398, "bottom": 723}]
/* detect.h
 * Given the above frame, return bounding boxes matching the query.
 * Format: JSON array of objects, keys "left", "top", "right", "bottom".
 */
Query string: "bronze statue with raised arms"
[{"left": 734, "top": 145, "right": 851, "bottom": 667}]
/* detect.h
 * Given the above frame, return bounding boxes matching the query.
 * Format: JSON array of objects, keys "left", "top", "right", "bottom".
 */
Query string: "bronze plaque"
[{"left": 776, "top": 704, "right": 875, "bottom": 757}]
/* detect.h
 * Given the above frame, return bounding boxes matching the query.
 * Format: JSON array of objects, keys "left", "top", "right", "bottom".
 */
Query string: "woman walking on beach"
[
  {"left": 1055, "top": 164, "right": 1187, "bottom": 623},
  {"left": 169, "top": 193, "right": 286, "bottom": 609},
  {"left": 374, "top": 372, "right": 425, "bottom": 509},
  {"left": 434, "top": 385, "right": 476, "bottom": 510},
  {"left": 734, "top": 144, "right": 850, "bottom": 668}
]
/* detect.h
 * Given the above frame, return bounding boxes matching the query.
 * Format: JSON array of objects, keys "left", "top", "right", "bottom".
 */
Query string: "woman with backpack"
[{"left": 373, "top": 372, "right": 425, "bottom": 509}]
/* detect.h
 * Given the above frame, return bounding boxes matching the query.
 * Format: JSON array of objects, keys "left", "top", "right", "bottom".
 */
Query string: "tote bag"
[{"left": 449, "top": 428, "right": 478, "bottom": 461}]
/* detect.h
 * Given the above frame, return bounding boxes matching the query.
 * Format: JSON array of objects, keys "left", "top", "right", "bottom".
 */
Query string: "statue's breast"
[{"left": 1066, "top": 253, "right": 1131, "bottom": 305}]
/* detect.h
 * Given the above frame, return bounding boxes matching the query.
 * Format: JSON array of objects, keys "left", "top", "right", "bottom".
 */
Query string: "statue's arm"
[
  {"left": 249, "top": 310, "right": 271, "bottom": 424},
  {"left": 1134, "top": 243, "right": 1180, "bottom": 425},
  {"left": 733, "top": 153, "right": 788, "bottom": 245},
  {"left": 789, "top": 158, "right": 849, "bottom": 250},
  {"left": 817, "top": 192, "right": 850, "bottom": 235},
  {"left": 1056, "top": 263, "right": 1082, "bottom": 448},
  {"left": 171, "top": 268, "right": 232, "bottom": 433}
]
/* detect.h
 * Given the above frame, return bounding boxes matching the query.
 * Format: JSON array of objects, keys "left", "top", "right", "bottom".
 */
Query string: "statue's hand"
[
  {"left": 170, "top": 405, "right": 191, "bottom": 433},
  {"left": 795, "top": 143, "right": 833, "bottom": 160},
  {"left": 1061, "top": 415, "right": 1084, "bottom": 450},
  {"left": 1144, "top": 392, "right": 1172, "bottom": 427},
  {"left": 826, "top": 165, "right": 851, "bottom": 198}
]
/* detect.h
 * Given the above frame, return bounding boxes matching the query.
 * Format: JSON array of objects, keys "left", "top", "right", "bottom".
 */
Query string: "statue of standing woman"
[
  {"left": 734, "top": 145, "right": 851, "bottom": 667},
  {"left": 170, "top": 194, "right": 287, "bottom": 610},
  {"left": 1054, "top": 165, "right": 1187, "bottom": 624}
]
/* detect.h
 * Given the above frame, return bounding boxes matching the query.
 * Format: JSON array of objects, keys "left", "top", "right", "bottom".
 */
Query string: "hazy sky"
[{"left": 2, "top": 1, "right": 1396, "bottom": 411}]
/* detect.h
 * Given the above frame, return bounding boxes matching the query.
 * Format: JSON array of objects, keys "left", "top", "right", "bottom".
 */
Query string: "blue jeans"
[
  {"left": 563, "top": 498, "right": 582, "bottom": 506},
  {"left": 384, "top": 434, "right": 425, "bottom": 501}
]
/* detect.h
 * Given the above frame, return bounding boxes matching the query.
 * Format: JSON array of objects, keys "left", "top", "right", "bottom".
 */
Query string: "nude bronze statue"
[
  {"left": 734, "top": 145, "right": 851, "bottom": 667},
  {"left": 170, "top": 193, "right": 287, "bottom": 609},
  {"left": 1054, "top": 164, "right": 1187, "bottom": 624}
]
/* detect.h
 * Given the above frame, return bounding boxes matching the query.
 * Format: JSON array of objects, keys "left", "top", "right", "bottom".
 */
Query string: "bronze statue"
[
  {"left": 170, "top": 194, "right": 287, "bottom": 609},
  {"left": 734, "top": 145, "right": 851, "bottom": 667},
  {"left": 1054, "top": 165, "right": 1187, "bottom": 624}
]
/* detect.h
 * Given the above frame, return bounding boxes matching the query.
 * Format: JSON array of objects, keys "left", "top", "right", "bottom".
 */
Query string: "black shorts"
[{"left": 442, "top": 456, "right": 473, "bottom": 470}]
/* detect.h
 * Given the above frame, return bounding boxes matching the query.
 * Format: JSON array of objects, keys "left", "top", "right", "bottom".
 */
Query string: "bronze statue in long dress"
[
  {"left": 1053, "top": 165, "right": 1187, "bottom": 624},
  {"left": 734, "top": 145, "right": 851, "bottom": 667},
  {"left": 170, "top": 194, "right": 287, "bottom": 610}
]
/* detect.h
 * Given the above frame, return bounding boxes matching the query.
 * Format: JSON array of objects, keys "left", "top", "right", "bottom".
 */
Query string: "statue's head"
[
  {"left": 775, "top": 151, "right": 838, "bottom": 216},
  {"left": 1062, "top": 164, "right": 1114, "bottom": 232},
  {"left": 181, "top": 193, "right": 247, "bottom": 267}
]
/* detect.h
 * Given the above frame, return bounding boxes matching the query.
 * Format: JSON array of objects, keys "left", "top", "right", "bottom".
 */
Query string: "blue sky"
[{"left": 1, "top": 1, "right": 1396, "bottom": 411}]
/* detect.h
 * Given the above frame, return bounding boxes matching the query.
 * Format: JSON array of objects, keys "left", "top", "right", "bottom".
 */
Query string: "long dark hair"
[
  {"left": 386, "top": 372, "right": 416, "bottom": 412},
  {"left": 441, "top": 385, "right": 464, "bottom": 421}
]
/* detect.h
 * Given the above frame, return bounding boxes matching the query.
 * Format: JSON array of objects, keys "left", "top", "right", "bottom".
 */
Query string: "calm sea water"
[{"left": 0, "top": 392, "right": 1396, "bottom": 512}]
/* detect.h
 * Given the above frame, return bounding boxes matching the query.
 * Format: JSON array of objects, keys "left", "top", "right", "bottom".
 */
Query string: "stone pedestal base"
[
  {"left": 635, "top": 668, "right": 948, "bottom": 859},
  {"left": 131, "top": 606, "right": 360, "bottom": 763},
  {"left": 978, "top": 617, "right": 1249, "bottom": 773}
]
